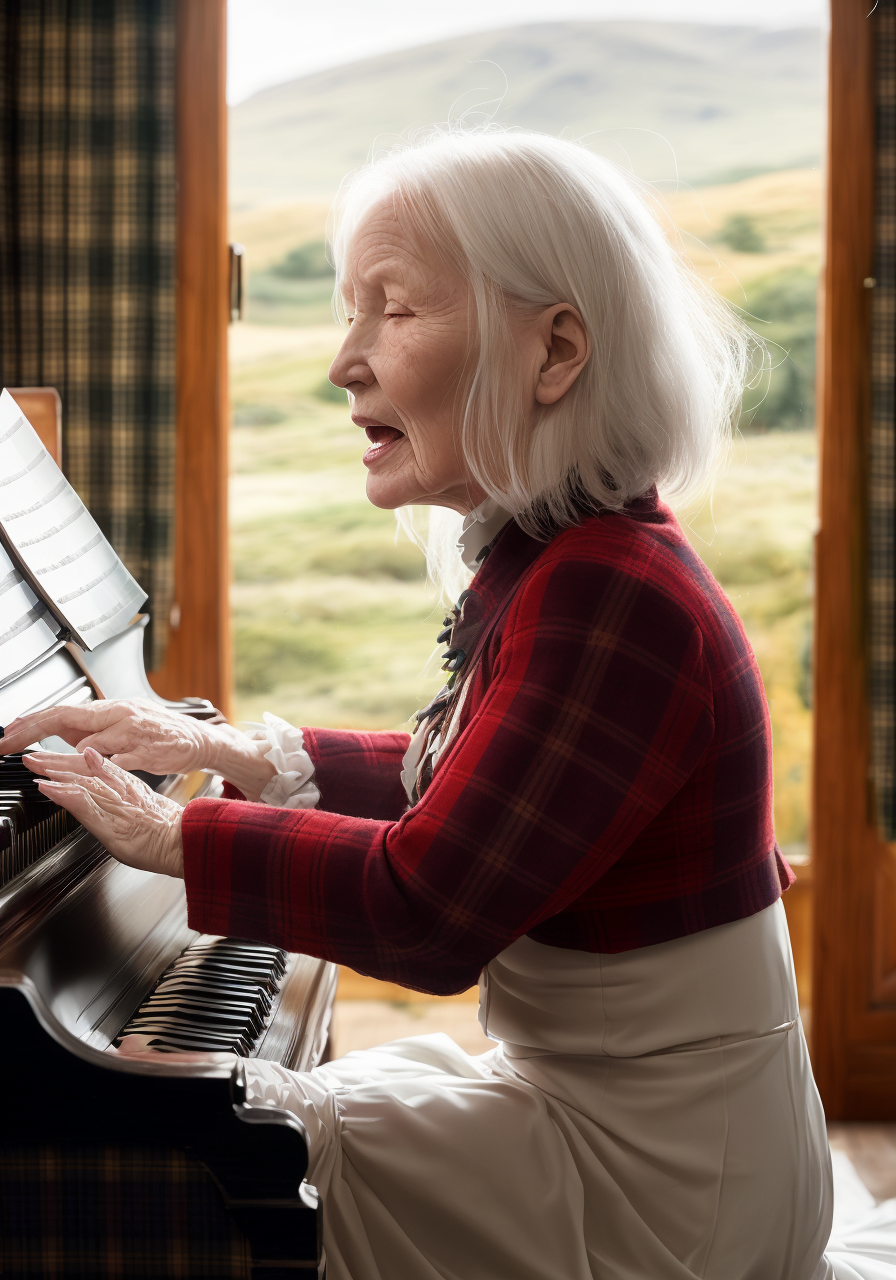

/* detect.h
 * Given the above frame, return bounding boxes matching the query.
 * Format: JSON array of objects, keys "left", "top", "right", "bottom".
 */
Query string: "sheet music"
[
  {"left": 0, "top": 389, "right": 147, "bottom": 650},
  {"left": 0, "top": 539, "right": 62, "bottom": 684}
]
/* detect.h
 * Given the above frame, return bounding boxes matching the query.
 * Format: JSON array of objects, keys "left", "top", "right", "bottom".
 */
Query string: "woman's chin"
[{"left": 365, "top": 473, "right": 417, "bottom": 510}]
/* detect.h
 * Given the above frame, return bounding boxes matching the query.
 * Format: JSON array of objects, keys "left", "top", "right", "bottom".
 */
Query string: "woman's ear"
[{"left": 534, "top": 305, "right": 590, "bottom": 405}]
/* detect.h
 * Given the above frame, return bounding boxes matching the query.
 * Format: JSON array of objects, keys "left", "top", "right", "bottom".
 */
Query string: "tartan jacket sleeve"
[
  {"left": 182, "top": 551, "right": 716, "bottom": 995},
  {"left": 220, "top": 729, "right": 410, "bottom": 820},
  {"left": 301, "top": 727, "right": 410, "bottom": 820}
]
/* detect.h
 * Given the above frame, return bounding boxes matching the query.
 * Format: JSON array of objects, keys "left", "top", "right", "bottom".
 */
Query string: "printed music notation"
[
  {"left": 0, "top": 389, "right": 146, "bottom": 672},
  {"left": 0, "top": 538, "right": 61, "bottom": 684}
]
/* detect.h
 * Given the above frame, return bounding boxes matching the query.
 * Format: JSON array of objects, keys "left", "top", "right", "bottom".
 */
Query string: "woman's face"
[{"left": 328, "top": 204, "right": 486, "bottom": 514}]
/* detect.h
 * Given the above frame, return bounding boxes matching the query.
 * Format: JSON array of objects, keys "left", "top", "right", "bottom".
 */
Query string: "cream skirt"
[{"left": 245, "top": 902, "right": 896, "bottom": 1280}]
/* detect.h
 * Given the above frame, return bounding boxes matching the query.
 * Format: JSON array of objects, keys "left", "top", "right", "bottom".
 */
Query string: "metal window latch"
[{"left": 229, "top": 243, "right": 245, "bottom": 322}]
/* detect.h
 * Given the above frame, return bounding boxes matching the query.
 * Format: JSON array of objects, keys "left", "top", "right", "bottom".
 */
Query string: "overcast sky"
[{"left": 227, "top": 0, "right": 827, "bottom": 104}]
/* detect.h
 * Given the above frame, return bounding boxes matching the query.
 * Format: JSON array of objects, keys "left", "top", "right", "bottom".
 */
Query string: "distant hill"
[{"left": 229, "top": 21, "right": 824, "bottom": 207}]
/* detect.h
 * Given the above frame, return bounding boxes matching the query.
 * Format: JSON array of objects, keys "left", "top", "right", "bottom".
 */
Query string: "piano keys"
[
  {"left": 117, "top": 936, "right": 291, "bottom": 1055},
  {"left": 0, "top": 751, "right": 77, "bottom": 883},
  {"left": 0, "top": 616, "right": 338, "bottom": 1277}
]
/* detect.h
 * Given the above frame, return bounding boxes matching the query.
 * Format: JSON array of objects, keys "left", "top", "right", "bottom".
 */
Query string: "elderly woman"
[{"left": 1, "top": 131, "right": 834, "bottom": 1280}]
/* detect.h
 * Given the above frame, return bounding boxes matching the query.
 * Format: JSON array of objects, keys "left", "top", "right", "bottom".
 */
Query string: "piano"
[{"left": 0, "top": 616, "right": 338, "bottom": 1278}]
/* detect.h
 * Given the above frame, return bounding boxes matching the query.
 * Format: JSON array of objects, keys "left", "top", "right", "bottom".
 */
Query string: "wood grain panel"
[
  {"left": 149, "top": 0, "right": 231, "bottom": 716},
  {"left": 782, "top": 866, "right": 813, "bottom": 1009},
  {"left": 812, "top": 0, "right": 896, "bottom": 1120},
  {"left": 873, "top": 854, "right": 896, "bottom": 1005},
  {"left": 844, "top": 1044, "right": 896, "bottom": 1118},
  {"left": 8, "top": 388, "right": 62, "bottom": 467}
]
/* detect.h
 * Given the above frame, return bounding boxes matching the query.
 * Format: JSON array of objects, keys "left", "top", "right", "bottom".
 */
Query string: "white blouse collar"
[{"left": 456, "top": 497, "right": 514, "bottom": 570}]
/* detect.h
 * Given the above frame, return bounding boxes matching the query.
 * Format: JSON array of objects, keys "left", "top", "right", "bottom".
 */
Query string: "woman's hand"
[
  {"left": 36, "top": 747, "right": 184, "bottom": 877},
  {"left": 0, "top": 698, "right": 277, "bottom": 801},
  {"left": 0, "top": 698, "right": 217, "bottom": 775}
]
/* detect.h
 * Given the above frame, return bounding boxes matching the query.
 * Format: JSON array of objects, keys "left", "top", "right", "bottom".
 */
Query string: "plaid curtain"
[
  {"left": 0, "top": 1144, "right": 251, "bottom": 1278},
  {"left": 0, "top": 0, "right": 176, "bottom": 670}
]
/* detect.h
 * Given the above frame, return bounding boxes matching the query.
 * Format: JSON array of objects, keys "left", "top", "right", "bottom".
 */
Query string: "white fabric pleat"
[{"left": 243, "top": 903, "right": 896, "bottom": 1280}]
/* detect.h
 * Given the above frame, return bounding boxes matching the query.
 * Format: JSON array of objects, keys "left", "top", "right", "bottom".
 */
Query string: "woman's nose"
[{"left": 329, "top": 330, "right": 373, "bottom": 391}]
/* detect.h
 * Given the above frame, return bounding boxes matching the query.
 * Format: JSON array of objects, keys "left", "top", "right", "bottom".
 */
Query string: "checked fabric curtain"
[{"left": 0, "top": 0, "right": 176, "bottom": 670}]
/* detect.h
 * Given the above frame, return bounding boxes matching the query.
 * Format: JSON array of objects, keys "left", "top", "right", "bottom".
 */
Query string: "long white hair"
[{"left": 329, "top": 127, "right": 752, "bottom": 599}]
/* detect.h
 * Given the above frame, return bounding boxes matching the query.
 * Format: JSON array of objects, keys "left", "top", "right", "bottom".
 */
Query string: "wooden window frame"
[
  {"left": 150, "top": 0, "right": 231, "bottom": 718},
  {"left": 812, "top": 0, "right": 896, "bottom": 1118}
]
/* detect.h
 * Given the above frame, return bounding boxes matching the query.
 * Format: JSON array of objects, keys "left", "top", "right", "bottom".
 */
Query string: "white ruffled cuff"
[{"left": 243, "top": 713, "right": 320, "bottom": 810}]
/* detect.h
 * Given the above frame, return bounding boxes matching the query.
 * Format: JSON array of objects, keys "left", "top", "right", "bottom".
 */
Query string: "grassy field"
[{"left": 229, "top": 164, "right": 821, "bottom": 854}]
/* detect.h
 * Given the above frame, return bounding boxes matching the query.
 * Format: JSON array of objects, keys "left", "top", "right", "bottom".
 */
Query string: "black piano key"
[
  {"left": 187, "top": 939, "right": 284, "bottom": 955},
  {"left": 166, "top": 961, "right": 281, "bottom": 993},
  {"left": 187, "top": 946, "right": 287, "bottom": 969},
  {"left": 129, "top": 1000, "right": 265, "bottom": 1031},
  {"left": 170, "top": 946, "right": 284, "bottom": 969},
  {"left": 129, "top": 1018, "right": 254, "bottom": 1047},
  {"left": 141, "top": 987, "right": 269, "bottom": 1018},
  {"left": 125, "top": 1027, "right": 250, "bottom": 1053},
  {"left": 126, "top": 1020, "right": 261, "bottom": 1049},
  {"left": 149, "top": 979, "right": 267, "bottom": 1006},
  {"left": 153, "top": 970, "right": 274, "bottom": 996},
  {"left": 150, "top": 983, "right": 273, "bottom": 1014},
  {"left": 0, "top": 753, "right": 79, "bottom": 885},
  {"left": 167, "top": 959, "right": 279, "bottom": 983},
  {"left": 125, "top": 1008, "right": 254, "bottom": 1035},
  {"left": 114, "top": 934, "right": 289, "bottom": 1056}
]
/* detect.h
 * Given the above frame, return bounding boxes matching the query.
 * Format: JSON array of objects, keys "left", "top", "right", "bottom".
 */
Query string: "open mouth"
[{"left": 362, "top": 423, "right": 405, "bottom": 467}]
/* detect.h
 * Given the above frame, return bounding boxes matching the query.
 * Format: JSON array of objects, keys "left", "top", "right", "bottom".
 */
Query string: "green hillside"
[{"left": 229, "top": 21, "right": 823, "bottom": 206}]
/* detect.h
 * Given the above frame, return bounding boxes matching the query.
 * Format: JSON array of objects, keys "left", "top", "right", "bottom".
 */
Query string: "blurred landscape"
[
  {"left": 229, "top": 20, "right": 822, "bottom": 886},
  {"left": 230, "top": 21, "right": 823, "bottom": 204}
]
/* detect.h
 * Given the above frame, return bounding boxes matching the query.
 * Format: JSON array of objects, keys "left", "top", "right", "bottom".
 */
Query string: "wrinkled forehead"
[
  {"left": 342, "top": 203, "right": 423, "bottom": 283},
  {"left": 335, "top": 191, "right": 464, "bottom": 298}
]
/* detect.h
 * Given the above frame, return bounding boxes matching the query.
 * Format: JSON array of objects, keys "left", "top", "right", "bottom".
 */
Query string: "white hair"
[{"left": 329, "top": 127, "right": 753, "bottom": 599}]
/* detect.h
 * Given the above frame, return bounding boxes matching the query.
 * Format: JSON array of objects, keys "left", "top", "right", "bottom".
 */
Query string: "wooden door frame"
[
  {"left": 811, "top": 0, "right": 896, "bottom": 1119},
  {"left": 150, "top": 0, "right": 231, "bottom": 717}
]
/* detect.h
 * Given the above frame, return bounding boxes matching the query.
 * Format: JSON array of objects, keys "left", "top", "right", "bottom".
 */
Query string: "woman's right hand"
[
  {"left": 1, "top": 698, "right": 278, "bottom": 801},
  {"left": 0, "top": 698, "right": 223, "bottom": 777}
]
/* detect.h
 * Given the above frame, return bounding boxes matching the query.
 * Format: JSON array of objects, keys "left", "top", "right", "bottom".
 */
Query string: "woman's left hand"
[{"left": 37, "top": 747, "right": 184, "bottom": 878}]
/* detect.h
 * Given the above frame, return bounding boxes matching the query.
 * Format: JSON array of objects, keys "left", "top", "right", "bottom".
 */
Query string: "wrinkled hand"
[
  {"left": 0, "top": 697, "right": 220, "bottom": 777},
  {"left": 37, "top": 747, "right": 184, "bottom": 877}
]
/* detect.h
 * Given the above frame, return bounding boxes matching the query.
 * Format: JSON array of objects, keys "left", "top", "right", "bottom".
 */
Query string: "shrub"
[
  {"left": 740, "top": 268, "right": 818, "bottom": 430},
  {"left": 270, "top": 240, "right": 333, "bottom": 279},
  {"left": 719, "top": 212, "right": 766, "bottom": 253}
]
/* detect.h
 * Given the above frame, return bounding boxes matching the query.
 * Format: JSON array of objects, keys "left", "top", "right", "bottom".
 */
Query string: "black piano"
[{"left": 0, "top": 617, "right": 338, "bottom": 1279}]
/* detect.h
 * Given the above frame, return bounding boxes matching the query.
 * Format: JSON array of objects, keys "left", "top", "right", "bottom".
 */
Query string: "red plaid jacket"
[{"left": 183, "top": 491, "right": 793, "bottom": 995}]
